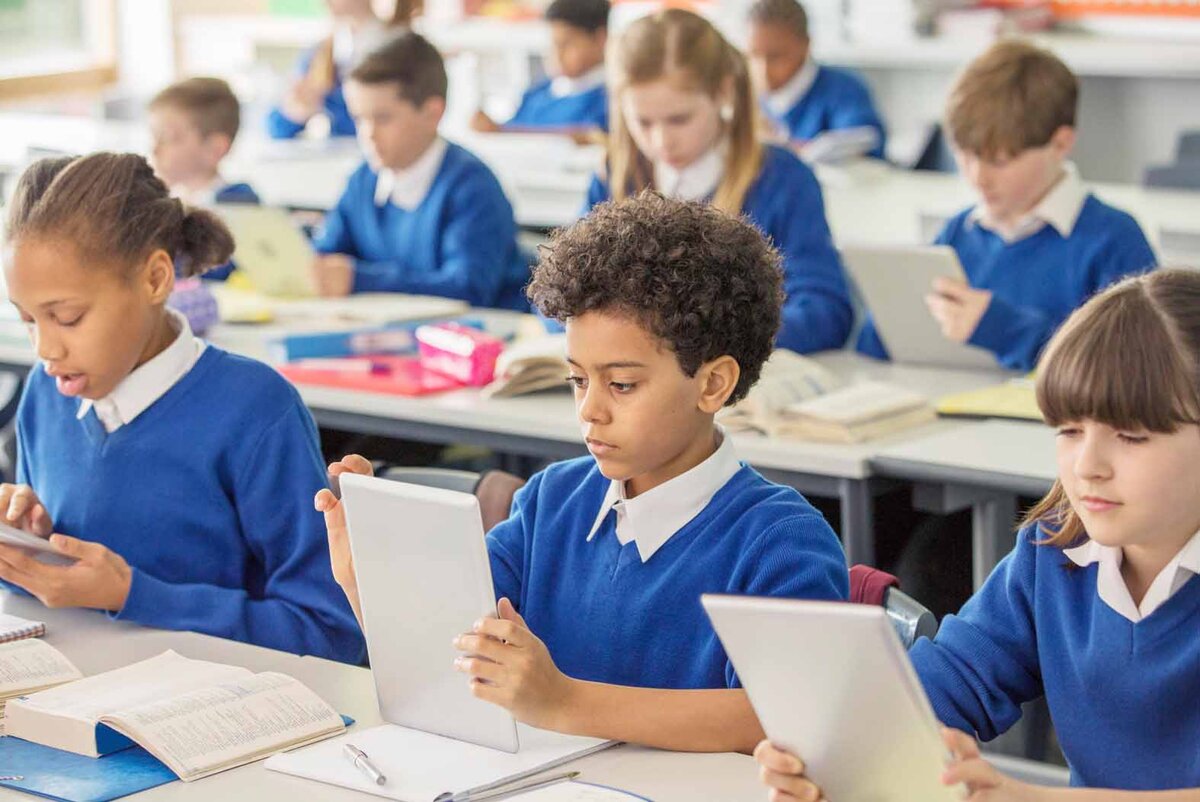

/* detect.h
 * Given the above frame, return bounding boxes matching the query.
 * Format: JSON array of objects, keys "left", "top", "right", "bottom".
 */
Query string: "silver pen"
[
  {"left": 342, "top": 742, "right": 387, "bottom": 786},
  {"left": 443, "top": 769, "right": 580, "bottom": 802}
]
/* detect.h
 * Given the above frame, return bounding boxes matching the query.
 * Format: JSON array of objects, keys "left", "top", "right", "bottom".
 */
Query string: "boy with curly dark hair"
[{"left": 319, "top": 191, "right": 848, "bottom": 753}]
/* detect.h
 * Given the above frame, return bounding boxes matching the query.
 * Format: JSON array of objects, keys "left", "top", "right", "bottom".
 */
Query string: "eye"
[
  {"left": 1117, "top": 432, "right": 1150, "bottom": 444},
  {"left": 55, "top": 313, "right": 84, "bottom": 327},
  {"left": 1055, "top": 426, "right": 1081, "bottom": 438},
  {"left": 610, "top": 382, "right": 636, "bottom": 394},
  {"left": 565, "top": 374, "right": 587, "bottom": 390},
  {"left": 667, "top": 114, "right": 692, "bottom": 126}
]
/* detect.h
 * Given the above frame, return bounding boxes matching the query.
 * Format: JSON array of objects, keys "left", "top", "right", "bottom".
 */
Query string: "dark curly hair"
[{"left": 528, "top": 191, "right": 784, "bottom": 405}]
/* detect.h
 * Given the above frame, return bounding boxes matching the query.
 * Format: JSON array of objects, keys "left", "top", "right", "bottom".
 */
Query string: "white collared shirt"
[
  {"left": 550, "top": 64, "right": 607, "bottom": 99},
  {"left": 76, "top": 308, "right": 206, "bottom": 434},
  {"left": 654, "top": 144, "right": 725, "bottom": 203},
  {"left": 1064, "top": 529, "right": 1200, "bottom": 623},
  {"left": 172, "top": 176, "right": 226, "bottom": 209},
  {"left": 585, "top": 427, "right": 742, "bottom": 562},
  {"left": 967, "top": 162, "right": 1088, "bottom": 244},
  {"left": 765, "top": 57, "right": 819, "bottom": 118},
  {"left": 373, "top": 137, "right": 448, "bottom": 211}
]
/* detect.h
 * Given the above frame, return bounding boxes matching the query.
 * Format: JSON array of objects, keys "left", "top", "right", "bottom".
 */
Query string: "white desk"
[{"left": 0, "top": 594, "right": 763, "bottom": 802}]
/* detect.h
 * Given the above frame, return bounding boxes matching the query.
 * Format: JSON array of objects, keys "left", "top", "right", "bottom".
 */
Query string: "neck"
[
  {"left": 625, "top": 425, "right": 719, "bottom": 499},
  {"left": 989, "top": 166, "right": 1066, "bottom": 235},
  {"left": 391, "top": 133, "right": 439, "bottom": 171},
  {"left": 177, "top": 171, "right": 221, "bottom": 195},
  {"left": 1120, "top": 525, "right": 1197, "bottom": 606},
  {"left": 133, "top": 311, "right": 178, "bottom": 372}
]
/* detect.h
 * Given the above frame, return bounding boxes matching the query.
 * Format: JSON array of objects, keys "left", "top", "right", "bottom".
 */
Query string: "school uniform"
[
  {"left": 584, "top": 144, "right": 853, "bottom": 353},
  {"left": 14, "top": 309, "right": 364, "bottom": 664},
  {"left": 763, "top": 59, "right": 886, "bottom": 160},
  {"left": 506, "top": 66, "right": 609, "bottom": 131},
  {"left": 911, "top": 525, "right": 1200, "bottom": 789},
  {"left": 313, "top": 137, "right": 531, "bottom": 309},
  {"left": 856, "top": 165, "right": 1157, "bottom": 371},
  {"left": 486, "top": 430, "right": 849, "bottom": 688}
]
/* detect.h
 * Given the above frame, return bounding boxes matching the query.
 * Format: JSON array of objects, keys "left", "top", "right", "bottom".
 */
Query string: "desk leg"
[
  {"left": 972, "top": 493, "right": 1018, "bottom": 589},
  {"left": 839, "top": 478, "right": 875, "bottom": 567}
]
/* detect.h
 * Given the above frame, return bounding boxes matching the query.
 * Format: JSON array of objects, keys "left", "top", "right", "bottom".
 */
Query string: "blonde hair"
[
  {"left": 945, "top": 40, "right": 1077, "bottom": 159},
  {"left": 1024, "top": 269, "right": 1200, "bottom": 547},
  {"left": 607, "top": 9, "right": 763, "bottom": 214}
]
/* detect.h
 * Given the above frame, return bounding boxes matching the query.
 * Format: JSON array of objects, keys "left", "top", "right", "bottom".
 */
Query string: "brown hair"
[
  {"left": 945, "top": 40, "right": 1078, "bottom": 159},
  {"left": 5, "top": 153, "right": 235, "bottom": 280},
  {"left": 747, "top": 0, "right": 809, "bottom": 40},
  {"left": 149, "top": 77, "right": 241, "bottom": 141},
  {"left": 1024, "top": 269, "right": 1200, "bottom": 547},
  {"left": 528, "top": 191, "right": 783, "bottom": 405},
  {"left": 350, "top": 31, "right": 447, "bottom": 105},
  {"left": 607, "top": 9, "right": 763, "bottom": 215},
  {"left": 390, "top": 0, "right": 422, "bottom": 26}
]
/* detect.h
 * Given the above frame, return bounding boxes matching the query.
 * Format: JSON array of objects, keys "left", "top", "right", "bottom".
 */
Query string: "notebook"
[
  {"left": 936, "top": 377, "right": 1041, "bottom": 421},
  {"left": 0, "top": 638, "right": 82, "bottom": 734},
  {"left": 0, "top": 613, "right": 46, "bottom": 644}
]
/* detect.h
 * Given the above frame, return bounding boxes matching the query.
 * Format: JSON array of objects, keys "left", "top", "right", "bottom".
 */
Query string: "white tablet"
[
  {"left": 0, "top": 521, "right": 76, "bottom": 566},
  {"left": 842, "top": 243, "right": 1001, "bottom": 371},
  {"left": 702, "top": 595, "right": 962, "bottom": 802},
  {"left": 215, "top": 204, "right": 317, "bottom": 298},
  {"left": 339, "top": 473, "right": 520, "bottom": 753}
]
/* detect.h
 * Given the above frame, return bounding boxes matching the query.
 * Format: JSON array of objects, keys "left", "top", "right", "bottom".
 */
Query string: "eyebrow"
[{"left": 565, "top": 357, "right": 648, "bottom": 370}]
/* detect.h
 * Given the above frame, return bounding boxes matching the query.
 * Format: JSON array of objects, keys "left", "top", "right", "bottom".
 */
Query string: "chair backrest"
[
  {"left": 849, "top": 564, "right": 938, "bottom": 649},
  {"left": 1143, "top": 164, "right": 1200, "bottom": 191},
  {"left": 379, "top": 467, "right": 526, "bottom": 532},
  {"left": 1177, "top": 130, "right": 1200, "bottom": 164}
]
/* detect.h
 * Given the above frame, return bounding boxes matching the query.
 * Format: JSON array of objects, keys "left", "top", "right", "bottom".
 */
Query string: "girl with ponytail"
[
  {"left": 587, "top": 9, "right": 852, "bottom": 353},
  {"left": 0, "top": 153, "right": 363, "bottom": 664}
]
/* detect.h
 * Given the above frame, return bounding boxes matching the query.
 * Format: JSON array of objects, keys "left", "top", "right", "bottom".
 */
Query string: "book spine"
[{"left": 268, "top": 318, "right": 486, "bottom": 362}]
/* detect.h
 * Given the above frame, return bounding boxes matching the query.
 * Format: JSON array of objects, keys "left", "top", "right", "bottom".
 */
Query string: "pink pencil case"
[{"left": 416, "top": 322, "right": 505, "bottom": 386}]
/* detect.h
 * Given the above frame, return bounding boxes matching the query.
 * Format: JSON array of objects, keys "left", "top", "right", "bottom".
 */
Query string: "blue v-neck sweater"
[{"left": 15, "top": 348, "right": 364, "bottom": 663}]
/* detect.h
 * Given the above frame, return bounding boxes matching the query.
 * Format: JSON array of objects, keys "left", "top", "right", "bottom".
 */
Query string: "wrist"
[{"left": 552, "top": 677, "right": 591, "bottom": 735}]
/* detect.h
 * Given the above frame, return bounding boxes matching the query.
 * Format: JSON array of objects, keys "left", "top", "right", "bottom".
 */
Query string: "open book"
[
  {"left": 720, "top": 352, "right": 934, "bottom": 442},
  {"left": 0, "top": 638, "right": 82, "bottom": 733},
  {"left": 482, "top": 335, "right": 569, "bottom": 398},
  {"left": 5, "top": 650, "right": 345, "bottom": 782}
]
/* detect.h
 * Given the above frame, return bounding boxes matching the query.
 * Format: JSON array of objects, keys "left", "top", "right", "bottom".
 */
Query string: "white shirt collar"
[
  {"left": 967, "top": 162, "right": 1087, "bottom": 244},
  {"left": 765, "top": 57, "right": 819, "bottom": 118},
  {"left": 585, "top": 426, "right": 742, "bottom": 563},
  {"left": 550, "top": 64, "right": 607, "bottom": 99},
  {"left": 76, "top": 308, "right": 206, "bottom": 434},
  {"left": 654, "top": 144, "right": 725, "bottom": 203},
  {"left": 172, "top": 176, "right": 225, "bottom": 209},
  {"left": 373, "top": 137, "right": 448, "bottom": 211},
  {"left": 1063, "top": 528, "right": 1200, "bottom": 623}
]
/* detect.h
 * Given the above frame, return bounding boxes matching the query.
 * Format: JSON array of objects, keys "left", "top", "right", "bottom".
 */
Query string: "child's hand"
[
  {"left": 311, "top": 254, "right": 355, "bottom": 297},
  {"left": 926, "top": 277, "right": 992, "bottom": 343},
  {"left": 471, "top": 110, "right": 501, "bottom": 133},
  {"left": 941, "top": 728, "right": 1041, "bottom": 801},
  {"left": 281, "top": 79, "right": 325, "bottom": 123},
  {"left": 753, "top": 740, "right": 825, "bottom": 802},
  {"left": 453, "top": 597, "right": 576, "bottom": 732},
  {"left": 0, "top": 483, "right": 53, "bottom": 536},
  {"left": 0, "top": 535, "right": 131, "bottom": 611},
  {"left": 314, "top": 454, "right": 374, "bottom": 626}
]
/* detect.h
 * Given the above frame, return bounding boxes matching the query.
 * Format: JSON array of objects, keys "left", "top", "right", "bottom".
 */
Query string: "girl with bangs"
[
  {"left": 583, "top": 8, "right": 852, "bottom": 354},
  {"left": 756, "top": 269, "right": 1200, "bottom": 799}
]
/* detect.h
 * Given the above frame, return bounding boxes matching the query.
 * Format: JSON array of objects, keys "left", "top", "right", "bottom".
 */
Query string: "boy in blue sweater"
[
  {"left": 856, "top": 40, "right": 1156, "bottom": 371},
  {"left": 0, "top": 153, "right": 362, "bottom": 664},
  {"left": 319, "top": 192, "right": 849, "bottom": 753},
  {"left": 149, "top": 77, "right": 260, "bottom": 286},
  {"left": 312, "top": 32, "right": 530, "bottom": 309},
  {"left": 747, "top": 0, "right": 886, "bottom": 160},
  {"left": 758, "top": 270, "right": 1200, "bottom": 797},
  {"left": 472, "top": 0, "right": 609, "bottom": 135}
]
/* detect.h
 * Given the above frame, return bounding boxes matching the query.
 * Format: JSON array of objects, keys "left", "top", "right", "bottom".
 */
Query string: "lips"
[
  {"left": 48, "top": 371, "right": 88, "bottom": 397},
  {"left": 1080, "top": 495, "right": 1120, "bottom": 513},
  {"left": 585, "top": 437, "right": 618, "bottom": 457}
]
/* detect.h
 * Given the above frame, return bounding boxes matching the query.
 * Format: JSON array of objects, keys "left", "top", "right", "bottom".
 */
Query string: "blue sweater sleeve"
[
  {"left": 114, "top": 402, "right": 365, "bottom": 664},
  {"left": 312, "top": 181, "right": 359, "bottom": 256},
  {"left": 770, "top": 170, "right": 853, "bottom": 353},
  {"left": 349, "top": 171, "right": 517, "bottom": 306},
  {"left": 909, "top": 527, "right": 1044, "bottom": 741},
  {"left": 824, "top": 78, "right": 886, "bottom": 159}
]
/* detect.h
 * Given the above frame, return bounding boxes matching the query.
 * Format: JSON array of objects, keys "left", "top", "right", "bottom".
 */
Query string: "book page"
[
  {"left": 103, "top": 671, "right": 344, "bottom": 781},
  {"left": 11, "top": 650, "right": 251, "bottom": 723},
  {"left": 0, "top": 638, "right": 82, "bottom": 697}
]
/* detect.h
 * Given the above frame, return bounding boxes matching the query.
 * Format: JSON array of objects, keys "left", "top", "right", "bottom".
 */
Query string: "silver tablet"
[
  {"left": 702, "top": 595, "right": 962, "bottom": 802},
  {"left": 340, "top": 473, "right": 520, "bottom": 753}
]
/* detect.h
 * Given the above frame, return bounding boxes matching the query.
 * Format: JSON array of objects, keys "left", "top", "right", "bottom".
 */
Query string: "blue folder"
[{"left": 0, "top": 716, "right": 353, "bottom": 802}]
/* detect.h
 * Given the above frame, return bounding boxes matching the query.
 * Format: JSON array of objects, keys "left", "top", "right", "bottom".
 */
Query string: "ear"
[
  {"left": 204, "top": 132, "right": 233, "bottom": 162},
  {"left": 421, "top": 96, "right": 447, "bottom": 127},
  {"left": 718, "top": 74, "right": 736, "bottom": 110},
  {"left": 141, "top": 249, "right": 175, "bottom": 305},
  {"left": 696, "top": 355, "right": 740, "bottom": 414},
  {"left": 1049, "top": 125, "right": 1076, "bottom": 158}
]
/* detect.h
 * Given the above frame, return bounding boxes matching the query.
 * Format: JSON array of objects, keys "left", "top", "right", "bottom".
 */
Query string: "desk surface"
[{"left": 0, "top": 595, "right": 762, "bottom": 802}]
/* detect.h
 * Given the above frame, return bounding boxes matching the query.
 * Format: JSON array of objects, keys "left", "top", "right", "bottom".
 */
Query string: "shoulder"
[
  {"left": 216, "top": 183, "right": 260, "bottom": 205},
  {"left": 936, "top": 206, "right": 976, "bottom": 241},
  {"left": 1074, "top": 195, "right": 1150, "bottom": 243},
  {"left": 719, "top": 467, "right": 839, "bottom": 545},
  {"left": 521, "top": 78, "right": 555, "bottom": 99},
  {"left": 815, "top": 65, "right": 872, "bottom": 97},
  {"left": 527, "top": 456, "right": 607, "bottom": 497},
  {"left": 192, "top": 348, "right": 307, "bottom": 418},
  {"left": 746, "top": 146, "right": 822, "bottom": 215},
  {"left": 441, "top": 143, "right": 504, "bottom": 191}
]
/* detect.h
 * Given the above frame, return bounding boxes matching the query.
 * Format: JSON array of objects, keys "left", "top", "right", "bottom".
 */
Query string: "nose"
[
  {"left": 577, "top": 382, "right": 610, "bottom": 426},
  {"left": 32, "top": 322, "right": 66, "bottom": 363},
  {"left": 1074, "top": 429, "right": 1113, "bottom": 483},
  {"left": 648, "top": 125, "right": 669, "bottom": 159}
]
